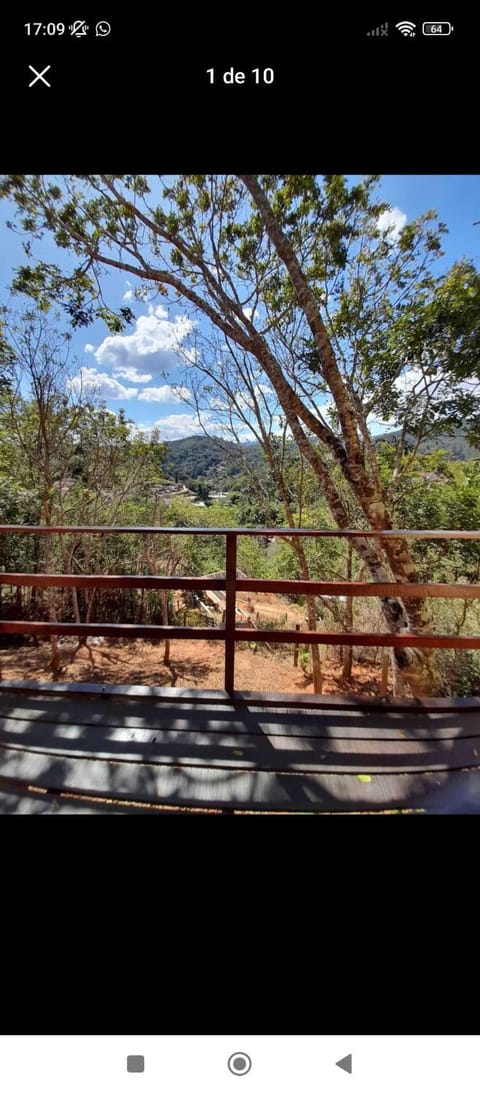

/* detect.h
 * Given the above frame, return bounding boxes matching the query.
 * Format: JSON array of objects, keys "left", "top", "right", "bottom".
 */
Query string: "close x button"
[{"left": 28, "top": 64, "right": 51, "bottom": 87}]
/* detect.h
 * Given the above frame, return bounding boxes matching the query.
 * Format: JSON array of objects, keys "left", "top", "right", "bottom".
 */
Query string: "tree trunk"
[
  {"left": 161, "top": 590, "right": 170, "bottom": 666},
  {"left": 380, "top": 651, "right": 390, "bottom": 697},
  {"left": 31, "top": 535, "right": 40, "bottom": 616},
  {"left": 43, "top": 526, "right": 61, "bottom": 675},
  {"left": 293, "top": 623, "right": 300, "bottom": 667},
  {"left": 392, "top": 649, "right": 406, "bottom": 698},
  {"left": 58, "top": 537, "right": 86, "bottom": 662},
  {"left": 305, "top": 594, "right": 322, "bottom": 693},
  {"left": 342, "top": 542, "right": 354, "bottom": 684}
]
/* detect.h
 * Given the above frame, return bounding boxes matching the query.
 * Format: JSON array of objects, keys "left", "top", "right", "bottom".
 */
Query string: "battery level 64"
[{"left": 422, "top": 22, "right": 454, "bottom": 35}]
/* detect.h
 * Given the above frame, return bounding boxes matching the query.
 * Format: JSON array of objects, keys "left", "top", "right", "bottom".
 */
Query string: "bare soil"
[
  {"left": 0, "top": 592, "right": 386, "bottom": 695},
  {"left": 0, "top": 636, "right": 383, "bottom": 696}
]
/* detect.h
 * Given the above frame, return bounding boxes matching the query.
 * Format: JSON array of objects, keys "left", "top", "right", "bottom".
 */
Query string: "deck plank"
[
  {"left": 0, "top": 719, "right": 479, "bottom": 773},
  {"left": 0, "top": 743, "right": 479, "bottom": 811},
  {"left": 1, "top": 679, "right": 480, "bottom": 712},
  {"left": 1, "top": 697, "right": 480, "bottom": 741}
]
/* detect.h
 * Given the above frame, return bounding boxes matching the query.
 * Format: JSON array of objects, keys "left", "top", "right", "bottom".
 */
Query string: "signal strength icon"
[
  {"left": 367, "top": 22, "right": 389, "bottom": 36},
  {"left": 395, "top": 20, "right": 416, "bottom": 36}
]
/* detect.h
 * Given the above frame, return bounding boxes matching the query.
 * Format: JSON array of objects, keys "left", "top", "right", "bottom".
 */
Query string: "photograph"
[{"left": 1, "top": 172, "right": 479, "bottom": 813}]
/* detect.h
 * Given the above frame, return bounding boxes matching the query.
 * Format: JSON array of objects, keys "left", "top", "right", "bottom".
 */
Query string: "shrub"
[{"left": 447, "top": 650, "right": 480, "bottom": 697}]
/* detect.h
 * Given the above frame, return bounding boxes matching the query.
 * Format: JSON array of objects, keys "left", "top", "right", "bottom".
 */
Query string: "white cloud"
[
  {"left": 182, "top": 347, "right": 198, "bottom": 364},
  {"left": 213, "top": 422, "right": 254, "bottom": 442},
  {"left": 91, "top": 305, "right": 195, "bottom": 376},
  {"left": 394, "top": 367, "right": 444, "bottom": 398},
  {"left": 210, "top": 396, "right": 231, "bottom": 411},
  {"left": 84, "top": 343, "right": 95, "bottom": 353},
  {"left": 113, "top": 366, "right": 152, "bottom": 383},
  {"left": 377, "top": 206, "right": 407, "bottom": 241},
  {"left": 269, "top": 414, "right": 291, "bottom": 436},
  {"left": 68, "top": 367, "right": 138, "bottom": 400},
  {"left": 128, "top": 422, "right": 155, "bottom": 438},
  {"left": 123, "top": 281, "right": 134, "bottom": 302},
  {"left": 393, "top": 366, "right": 479, "bottom": 404},
  {"left": 138, "top": 385, "right": 191, "bottom": 404},
  {"left": 394, "top": 367, "right": 422, "bottom": 395},
  {"left": 131, "top": 410, "right": 258, "bottom": 443},
  {"left": 242, "top": 305, "right": 265, "bottom": 324},
  {"left": 151, "top": 412, "right": 210, "bottom": 440},
  {"left": 236, "top": 391, "right": 256, "bottom": 411},
  {"left": 211, "top": 384, "right": 273, "bottom": 414},
  {"left": 255, "top": 382, "right": 273, "bottom": 399},
  {"left": 367, "top": 414, "right": 395, "bottom": 435}
]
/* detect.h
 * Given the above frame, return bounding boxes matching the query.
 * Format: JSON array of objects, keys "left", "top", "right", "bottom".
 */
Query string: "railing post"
[
  {"left": 224, "top": 532, "right": 237, "bottom": 692},
  {"left": 293, "top": 623, "right": 300, "bottom": 667}
]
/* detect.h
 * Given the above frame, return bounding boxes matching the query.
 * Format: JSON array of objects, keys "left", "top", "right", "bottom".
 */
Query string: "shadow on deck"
[{"left": 1, "top": 681, "right": 480, "bottom": 813}]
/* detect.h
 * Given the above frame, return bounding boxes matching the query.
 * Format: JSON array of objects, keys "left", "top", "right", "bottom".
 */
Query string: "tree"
[
  {"left": 0, "top": 312, "right": 88, "bottom": 668},
  {"left": 0, "top": 311, "right": 165, "bottom": 670},
  {"left": 2, "top": 174, "right": 479, "bottom": 693}
]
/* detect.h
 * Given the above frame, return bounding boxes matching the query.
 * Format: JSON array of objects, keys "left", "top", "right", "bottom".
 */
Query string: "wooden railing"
[{"left": 1, "top": 525, "right": 480, "bottom": 691}]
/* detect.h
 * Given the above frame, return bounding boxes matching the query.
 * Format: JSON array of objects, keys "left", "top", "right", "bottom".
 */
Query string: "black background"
[
  {"left": 3, "top": 11, "right": 477, "bottom": 171},
  {"left": 0, "top": 7, "right": 478, "bottom": 1038},
  {"left": 3, "top": 821, "right": 474, "bottom": 1033}
]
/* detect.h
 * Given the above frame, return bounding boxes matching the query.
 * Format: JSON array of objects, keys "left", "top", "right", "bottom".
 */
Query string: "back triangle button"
[{"left": 336, "top": 1055, "right": 352, "bottom": 1075}]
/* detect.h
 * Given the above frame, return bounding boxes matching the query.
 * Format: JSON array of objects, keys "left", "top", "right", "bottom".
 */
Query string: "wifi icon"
[{"left": 395, "top": 20, "right": 416, "bottom": 36}]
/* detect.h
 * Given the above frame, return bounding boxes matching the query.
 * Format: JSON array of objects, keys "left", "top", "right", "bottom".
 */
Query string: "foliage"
[
  {"left": 378, "top": 447, "right": 480, "bottom": 583},
  {"left": 442, "top": 651, "right": 480, "bottom": 698},
  {"left": 162, "top": 434, "right": 249, "bottom": 482}
]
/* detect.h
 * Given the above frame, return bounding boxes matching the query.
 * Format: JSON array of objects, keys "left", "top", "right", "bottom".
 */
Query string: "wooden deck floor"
[{"left": 1, "top": 682, "right": 480, "bottom": 813}]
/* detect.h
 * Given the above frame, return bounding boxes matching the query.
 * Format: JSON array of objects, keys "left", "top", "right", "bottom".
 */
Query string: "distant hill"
[
  {"left": 161, "top": 428, "right": 480, "bottom": 487},
  {"left": 375, "top": 427, "right": 480, "bottom": 461},
  {"left": 161, "top": 435, "right": 263, "bottom": 485}
]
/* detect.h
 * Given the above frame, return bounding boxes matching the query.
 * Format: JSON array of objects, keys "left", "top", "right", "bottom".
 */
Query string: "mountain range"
[{"left": 161, "top": 428, "right": 480, "bottom": 486}]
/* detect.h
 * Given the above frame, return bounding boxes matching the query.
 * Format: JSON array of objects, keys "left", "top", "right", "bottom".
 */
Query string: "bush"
[
  {"left": 440, "top": 649, "right": 480, "bottom": 697},
  {"left": 256, "top": 616, "right": 285, "bottom": 630}
]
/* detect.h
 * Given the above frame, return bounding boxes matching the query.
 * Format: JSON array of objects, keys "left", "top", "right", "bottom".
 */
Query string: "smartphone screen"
[{"left": 0, "top": 4, "right": 478, "bottom": 1050}]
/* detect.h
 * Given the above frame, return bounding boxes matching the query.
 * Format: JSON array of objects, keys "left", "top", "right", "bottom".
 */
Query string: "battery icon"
[{"left": 422, "top": 22, "right": 454, "bottom": 35}]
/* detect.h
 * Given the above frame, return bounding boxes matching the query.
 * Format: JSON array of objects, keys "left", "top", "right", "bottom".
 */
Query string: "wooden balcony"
[{"left": 1, "top": 524, "right": 480, "bottom": 814}]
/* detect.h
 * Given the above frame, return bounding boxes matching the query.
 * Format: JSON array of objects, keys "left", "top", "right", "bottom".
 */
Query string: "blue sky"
[{"left": 1, "top": 175, "right": 479, "bottom": 440}]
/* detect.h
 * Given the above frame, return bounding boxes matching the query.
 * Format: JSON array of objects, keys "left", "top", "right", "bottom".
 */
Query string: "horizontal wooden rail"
[
  {"left": 1, "top": 621, "right": 479, "bottom": 651},
  {"left": 236, "top": 579, "right": 480, "bottom": 600},
  {"left": 1, "top": 525, "right": 480, "bottom": 539},
  {"left": 0, "top": 574, "right": 226, "bottom": 591},
  {"left": 0, "top": 622, "right": 224, "bottom": 640},
  {"left": 236, "top": 629, "right": 480, "bottom": 651},
  {"left": 2, "top": 573, "right": 480, "bottom": 600}
]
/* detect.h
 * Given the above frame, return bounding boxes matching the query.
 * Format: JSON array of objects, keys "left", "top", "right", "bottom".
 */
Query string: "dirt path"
[{"left": 236, "top": 593, "right": 307, "bottom": 627}]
